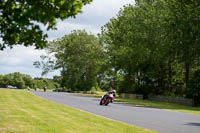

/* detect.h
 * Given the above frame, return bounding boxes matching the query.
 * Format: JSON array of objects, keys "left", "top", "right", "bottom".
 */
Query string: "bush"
[{"left": 117, "top": 78, "right": 135, "bottom": 94}]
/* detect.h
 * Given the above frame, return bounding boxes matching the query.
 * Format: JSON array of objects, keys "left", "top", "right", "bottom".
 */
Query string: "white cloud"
[
  {"left": 0, "top": 64, "right": 59, "bottom": 78},
  {"left": 47, "top": 0, "right": 134, "bottom": 39},
  {"left": 0, "top": 46, "right": 59, "bottom": 78},
  {"left": 47, "top": 21, "right": 100, "bottom": 40},
  {"left": 0, "top": 0, "right": 135, "bottom": 78},
  {"left": 84, "top": 0, "right": 134, "bottom": 17},
  {"left": 0, "top": 46, "right": 45, "bottom": 66}
]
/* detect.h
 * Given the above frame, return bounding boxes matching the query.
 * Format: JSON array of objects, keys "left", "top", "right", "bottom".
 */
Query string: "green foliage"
[
  {"left": 0, "top": 72, "right": 58, "bottom": 89},
  {"left": 0, "top": 72, "right": 28, "bottom": 89},
  {"left": 117, "top": 75, "right": 135, "bottom": 94},
  {"left": 33, "top": 79, "right": 44, "bottom": 89},
  {"left": 0, "top": 74, "right": 5, "bottom": 87},
  {"left": 15, "top": 77, "right": 26, "bottom": 89},
  {"left": 53, "top": 75, "right": 62, "bottom": 85},
  {"left": 100, "top": 0, "right": 200, "bottom": 100},
  {"left": 35, "top": 30, "right": 106, "bottom": 91},
  {"left": 165, "top": 0, "right": 200, "bottom": 87},
  {"left": 33, "top": 78, "right": 58, "bottom": 89},
  {"left": 0, "top": 0, "right": 93, "bottom": 50},
  {"left": 22, "top": 74, "right": 33, "bottom": 87},
  {"left": 101, "top": 2, "right": 169, "bottom": 96}
]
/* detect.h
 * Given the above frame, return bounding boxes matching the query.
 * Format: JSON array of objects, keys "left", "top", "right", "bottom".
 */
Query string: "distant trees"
[
  {"left": 0, "top": 72, "right": 26, "bottom": 89},
  {"left": 0, "top": 72, "right": 58, "bottom": 89},
  {"left": 0, "top": 0, "right": 93, "bottom": 50}
]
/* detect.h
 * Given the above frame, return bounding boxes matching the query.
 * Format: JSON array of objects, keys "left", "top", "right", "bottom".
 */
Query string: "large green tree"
[
  {"left": 101, "top": 1, "right": 170, "bottom": 96},
  {"left": 35, "top": 30, "right": 106, "bottom": 91},
  {"left": 165, "top": 0, "right": 200, "bottom": 87},
  {"left": 0, "top": 0, "right": 92, "bottom": 50},
  {"left": 101, "top": 0, "right": 200, "bottom": 99}
]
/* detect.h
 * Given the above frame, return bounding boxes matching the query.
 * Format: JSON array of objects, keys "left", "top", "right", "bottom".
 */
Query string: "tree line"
[
  {"left": 0, "top": 72, "right": 59, "bottom": 89},
  {"left": 34, "top": 0, "right": 200, "bottom": 105}
]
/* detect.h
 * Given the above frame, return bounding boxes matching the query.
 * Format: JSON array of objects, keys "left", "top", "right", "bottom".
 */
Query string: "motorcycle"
[{"left": 99, "top": 93, "right": 114, "bottom": 106}]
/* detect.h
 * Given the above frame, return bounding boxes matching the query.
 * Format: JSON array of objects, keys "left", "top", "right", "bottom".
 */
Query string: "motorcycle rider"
[{"left": 103, "top": 90, "right": 116, "bottom": 103}]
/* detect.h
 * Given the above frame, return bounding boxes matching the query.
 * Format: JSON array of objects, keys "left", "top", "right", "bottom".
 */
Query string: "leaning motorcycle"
[{"left": 99, "top": 93, "right": 114, "bottom": 106}]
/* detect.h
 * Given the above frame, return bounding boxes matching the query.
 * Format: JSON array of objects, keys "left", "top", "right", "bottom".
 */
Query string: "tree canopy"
[
  {"left": 0, "top": 0, "right": 92, "bottom": 50},
  {"left": 101, "top": 0, "right": 200, "bottom": 102},
  {"left": 35, "top": 30, "right": 106, "bottom": 91}
]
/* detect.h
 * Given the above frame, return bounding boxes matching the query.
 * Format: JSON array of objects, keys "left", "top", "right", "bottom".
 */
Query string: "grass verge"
[
  {"left": 115, "top": 98, "right": 200, "bottom": 116},
  {"left": 0, "top": 89, "right": 155, "bottom": 133}
]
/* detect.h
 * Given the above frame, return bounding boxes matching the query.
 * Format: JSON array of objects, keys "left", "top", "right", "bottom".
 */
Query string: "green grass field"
[{"left": 0, "top": 89, "right": 156, "bottom": 133}]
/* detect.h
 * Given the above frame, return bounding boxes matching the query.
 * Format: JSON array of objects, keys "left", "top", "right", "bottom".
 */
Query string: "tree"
[
  {"left": 21, "top": 74, "right": 33, "bottom": 88},
  {"left": 0, "top": 72, "right": 59, "bottom": 89},
  {"left": 101, "top": 0, "right": 200, "bottom": 98},
  {"left": 0, "top": 0, "right": 93, "bottom": 50},
  {"left": 0, "top": 74, "right": 4, "bottom": 87},
  {"left": 3, "top": 74, "right": 15, "bottom": 86},
  {"left": 187, "top": 69, "right": 200, "bottom": 106},
  {"left": 165, "top": 0, "right": 200, "bottom": 87},
  {"left": 15, "top": 77, "right": 26, "bottom": 89},
  {"left": 101, "top": 2, "right": 170, "bottom": 96},
  {"left": 53, "top": 76, "right": 62, "bottom": 85},
  {"left": 35, "top": 30, "right": 106, "bottom": 91}
]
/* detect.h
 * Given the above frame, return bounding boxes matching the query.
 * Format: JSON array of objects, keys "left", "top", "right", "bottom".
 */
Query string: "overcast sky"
[{"left": 0, "top": 0, "right": 134, "bottom": 78}]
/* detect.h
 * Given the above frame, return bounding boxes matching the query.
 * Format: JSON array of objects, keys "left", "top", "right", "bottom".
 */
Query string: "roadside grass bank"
[
  {"left": 71, "top": 91, "right": 200, "bottom": 116},
  {"left": 0, "top": 89, "right": 155, "bottom": 133},
  {"left": 115, "top": 98, "right": 200, "bottom": 116},
  {"left": 72, "top": 91, "right": 105, "bottom": 98}
]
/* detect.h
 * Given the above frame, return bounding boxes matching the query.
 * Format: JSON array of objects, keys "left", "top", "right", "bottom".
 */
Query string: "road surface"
[{"left": 31, "top": 91, "right": 200, "bottom": 133}]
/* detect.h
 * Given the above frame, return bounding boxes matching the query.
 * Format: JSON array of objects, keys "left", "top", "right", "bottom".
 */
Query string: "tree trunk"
[
  {"left": 168, "top": 58, "right": 172, "bottom": 92},
  {"left": 158, "top": 63, "right": 165, "bottom": 95},
  {"left": 185, "top": 62, "right": 190, "bottom": 88}
]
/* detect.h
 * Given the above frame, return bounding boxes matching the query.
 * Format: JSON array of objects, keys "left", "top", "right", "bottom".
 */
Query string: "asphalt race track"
[{"left": 31, "top": 91, "right": 200, "bottom": 133}]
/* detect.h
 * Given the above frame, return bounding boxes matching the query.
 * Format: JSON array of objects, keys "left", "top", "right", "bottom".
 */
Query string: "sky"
[{"left": 0, "top": 0, "right": 134, "bottom": 78}]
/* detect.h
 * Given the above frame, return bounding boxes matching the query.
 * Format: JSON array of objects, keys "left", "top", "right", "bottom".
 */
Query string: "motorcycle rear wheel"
[
  {"left": 99, "top": 99, "right": 103, "bottom": 105},
  {"left": 105, "top": 99, "right": 109, "bottom": 106}
]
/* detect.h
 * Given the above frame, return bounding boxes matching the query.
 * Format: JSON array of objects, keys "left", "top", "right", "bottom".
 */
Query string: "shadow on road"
[{"left": 184, "top": 123, "right": 200, "bottom": 126}]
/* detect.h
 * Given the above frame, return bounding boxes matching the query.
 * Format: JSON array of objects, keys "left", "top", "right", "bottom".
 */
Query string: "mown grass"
[
  {"left": 72, "top": 91, "right": 106, "bottom": 98},
  {"left": 115, "top": 98, "right": 200, "bottom": 116},
  {"left": 0, "top": 89, "right": 156, "bottom": 133}
]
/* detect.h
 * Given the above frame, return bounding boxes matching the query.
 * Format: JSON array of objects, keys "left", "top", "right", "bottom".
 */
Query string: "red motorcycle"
[{"left": 99, "top": 93, "right": 114, "bottom": 106}]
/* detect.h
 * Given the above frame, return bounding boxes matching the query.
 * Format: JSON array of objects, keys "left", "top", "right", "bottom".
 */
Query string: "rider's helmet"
[{"left": 112, "top": 90, "right": 116, "bottom": 93}]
